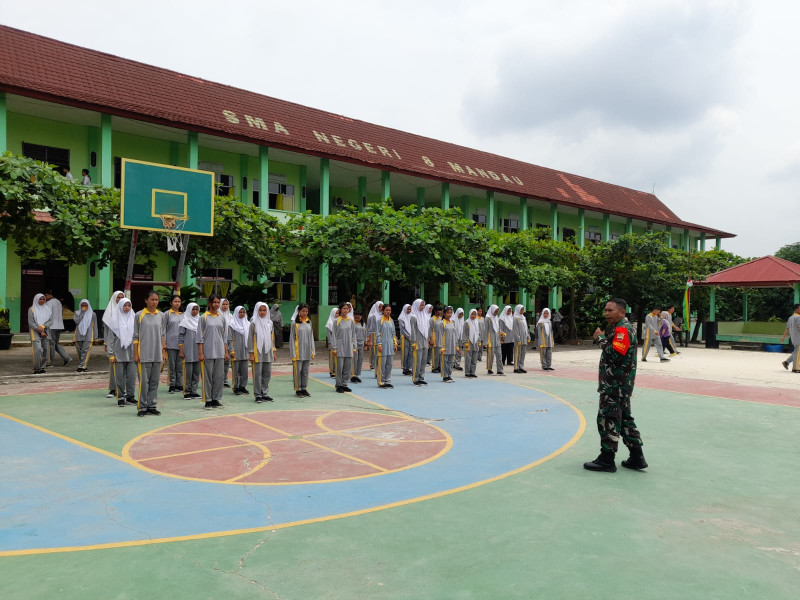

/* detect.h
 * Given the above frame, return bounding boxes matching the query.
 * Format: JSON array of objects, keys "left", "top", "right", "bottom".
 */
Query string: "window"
[
  {"left": 114, "top": 157, "right": 122, "bottom": 188},
  {"left": 252, "top": 179, "right": 260, "bottom": 207},
  {"left": 216, "top": 174, "right": 234, "bottom": 197},
  {"left": 268, "top": 182, "right": 295, "bottom": 211},
  {"left": 586, "top": 227, "right": 602, "bottom": 245},
  {"left": 471, "top": 213, "right": 487, "bottom": 227},
  {"left": 502, "top": 218, "right": 519, "bottom": 233},
  {"left": 199, "top": 268, "right": 233, "bottom": 298},
  {"left": 22, "top": 143, "right": 70, "bottom": 171},
  {"left": 269, "top": 272, "right": 297, "bottom": 302},
  {"left": 563, "top": 228, "right": 576, "bottom": 244}
]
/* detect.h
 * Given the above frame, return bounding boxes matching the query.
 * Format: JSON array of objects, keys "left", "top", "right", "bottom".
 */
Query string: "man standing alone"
[
  {"left": 780, "top": 304, "right": 800, "bottom": 372},
  {"left": 585, "top": 298, "right": 647, "bottom": 473}
]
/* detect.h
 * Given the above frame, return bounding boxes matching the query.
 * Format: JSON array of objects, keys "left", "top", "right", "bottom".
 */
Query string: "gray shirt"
[
  {"left": 289, "top": 319, "right": 314, "bottom": 360},
  {"left": 46, "top": 298, "right": 64, "bottom": 330},
  {"left": 27, "top": 306, "right": 51, "bottom": 340},
  {"left": 199, "top": 313, "right": 228, "bottom": 360},
  {"left": 645, "top": 313, "right": 660, "bottom": 333},
  {"left": 430, "top": 317, "right": 444, "bottom": 347},
  {"left": 178, "top": 326, "right": 200, "bottom": 362},
  {"left": 410, "top": 316, "right": 427, "bottom": 347},
  {"left": 441, "top": 319, "right": 457, "bottom": 354},
  {"left": 106, "top": 330, "right": 134, "bottom": 362},
  {"left": 787, "top": 313, "right": 800, "bottom": 345},
  {"left": 514, "top": 316, "right": 531, "bottom": 345},
  {"left": 73, "top": 311, "right": 98, "bottom": 342},
  {"left": 133, "top": 310, "right": 166, "bottom": 363},
  {"left": 230, "top": 328, "right": 249, "bottom": 359},
  {"left": 375, "top": 317, "right": 397, "bottom": 355},
  {"left": 247, "top": 322, "right": 274, "bottom": 364},
  {"left": 331, "top": 316, "right": 356, "bottom": 358},
  {"left": 484, "top": 318, "right": 502, "bottom": 348},
  {"left": 354, "top": 321, "right": 368, "bottom": 346},
  {"left": 164, "top": 310, "right": 184, "bottom": 349}
]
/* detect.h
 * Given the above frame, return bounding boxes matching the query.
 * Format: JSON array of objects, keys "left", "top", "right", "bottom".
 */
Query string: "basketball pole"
[{"left": 124, "top": 230, "right": 139, "bottom": 299}]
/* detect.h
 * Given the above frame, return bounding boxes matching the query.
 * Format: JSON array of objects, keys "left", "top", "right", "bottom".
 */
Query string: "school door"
[{"left": 20, "top": 262, "right": 70, "bottom": 333}]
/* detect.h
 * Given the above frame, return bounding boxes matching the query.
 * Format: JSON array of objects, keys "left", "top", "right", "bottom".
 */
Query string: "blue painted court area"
[{"left": 0, "top": 374, "right": 583, "bottom": 555}]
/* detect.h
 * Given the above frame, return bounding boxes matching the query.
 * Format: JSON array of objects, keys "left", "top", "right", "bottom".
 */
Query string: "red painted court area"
[{"left": 123, "top": 410, "right": 450, "bottom": 484}]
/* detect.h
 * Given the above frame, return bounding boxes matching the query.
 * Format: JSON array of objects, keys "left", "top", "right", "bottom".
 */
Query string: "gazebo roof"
[{"left": 696, "top": 256, "right": 800, "bottom": 288}]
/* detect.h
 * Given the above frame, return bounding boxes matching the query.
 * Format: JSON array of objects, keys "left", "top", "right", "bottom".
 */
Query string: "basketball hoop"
[{"left": 160, "top": 213, "right": 188, "bottom": 252}]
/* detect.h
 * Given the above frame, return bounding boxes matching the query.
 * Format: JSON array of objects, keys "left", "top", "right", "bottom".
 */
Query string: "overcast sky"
[{"left": 3, "top": 0, "right": 797, "bottom": 257}]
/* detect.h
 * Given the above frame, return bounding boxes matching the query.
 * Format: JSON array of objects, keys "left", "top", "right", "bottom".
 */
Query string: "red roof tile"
[
  {"left": 0, "top": 25, "right": 734, "bottom": 238},
  {"left": 697, "top": 256, "right": 800, "bottom": 287}
]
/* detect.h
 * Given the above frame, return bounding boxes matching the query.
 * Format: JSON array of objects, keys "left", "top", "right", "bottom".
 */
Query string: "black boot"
[
  {"left": 621, "top": 446, "right": 648, "bottom": 470},
  {"left": 583, "top": 450, "right": 617, "bottom": 472}
]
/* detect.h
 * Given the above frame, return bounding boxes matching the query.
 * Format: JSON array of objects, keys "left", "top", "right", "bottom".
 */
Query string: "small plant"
[{"left": 0, "top": 298, "right": 9, "bottom": 330}]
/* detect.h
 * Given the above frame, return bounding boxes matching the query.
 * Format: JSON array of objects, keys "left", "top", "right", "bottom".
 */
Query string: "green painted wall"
[{"left": 7, "top": 112, "right": 90, "bottom": 175}]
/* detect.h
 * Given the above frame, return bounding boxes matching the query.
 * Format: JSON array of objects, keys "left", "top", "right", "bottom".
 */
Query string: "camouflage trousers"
[{"left": 597, "top": 393, "right": 643, "bottom": 454}]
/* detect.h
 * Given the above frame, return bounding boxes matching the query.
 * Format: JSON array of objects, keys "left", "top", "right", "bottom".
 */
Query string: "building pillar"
[
  {"left": 187, "top": 131, "right": 199, "bottom": 169},
  {"left": 550, "top": 203, "right": 559, "bottom": 241},
  {"left": 258, "top": 146, "right": 269, "bottom": 212},
  {"left": 95, "top": 114, "right": 113, "bottom": 307},
  {"left": 358, "top": 176, "right": 367, "bottom": 213},
  {"left": 239, "top": 154, "right": 249, "bottom": 204},
  {"left": 684, "top": 230, "right": 691, "bottom": 252},
  {"left": 743, "top": 290, "right": 749, "bottom": 322},
  {"left": 709, "top": 286, "right": 716, "bottom": 321},
  {"left": 626, "top": 218, "right": 633, "bottom": 234},
  {"left": 700, "top": 232, "right": 706, "bottom": 252},
  {"left": 578, "top": 209, "right": 585, "bottom": 249},
  {"left": 416, "top": 187, "right": 425, "bottom": 214},
  {"left": 794, "top": 283, "right": 800, "bottom": 304},
  {"left": 485, "top": 191, "right": 495, "bottom": 305},
  {"left": 319, "top": 158, "right": 331, "bottom": 339},
  {"left": 440, "top": 183, "right": 450, "bottom": 304},
  {"left": 666, "top": 226, "right": 672, "bottom": 247},
  {"left": 715, "top": 236, "right": 721, "bottom": 251},
  {"left": 381, "top": 171, "right": 390, "bottom": 200},
  {"left": 602, "top": 213, "right": 611, "bottom": 242}
]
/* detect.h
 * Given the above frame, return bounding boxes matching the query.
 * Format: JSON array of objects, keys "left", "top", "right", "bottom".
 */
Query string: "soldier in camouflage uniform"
[{"left": 584, "top": 298, "right": 648, "bottom": 472}]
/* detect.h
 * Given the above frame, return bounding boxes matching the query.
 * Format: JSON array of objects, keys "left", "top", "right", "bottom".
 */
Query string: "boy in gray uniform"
[
  {"left": 641, "top": 307, "right": 669, "bottom": 362},
  {"left": 780, "top": 304, "right": 800, "bottom": 372},
  {"left": 351, "top": 310, "right": 366, "bottom": 384},
  {"left": 164, "top": 295, "right": 184, "bottom": 394},
  {"left": 331, "top": 302, "right": 356, "bottom": 393},
  {"left": 44, "top": 292, "right": 70, "bottom": 366},
  {"left": 133, "top": 290, "right": 166, "bottom": 416},
  {"left": 375, "top": 304, "right": 397, "bottom": 388}
]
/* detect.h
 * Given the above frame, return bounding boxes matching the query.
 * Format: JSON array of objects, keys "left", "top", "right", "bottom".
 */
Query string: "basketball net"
[{"left": 160, "top": 214, "right": 187, "bottom": 252}]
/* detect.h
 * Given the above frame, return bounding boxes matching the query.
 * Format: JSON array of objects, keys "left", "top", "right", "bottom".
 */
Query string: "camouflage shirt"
[{"left": 595, "top": 317, "right": 637, "bottom": 397}]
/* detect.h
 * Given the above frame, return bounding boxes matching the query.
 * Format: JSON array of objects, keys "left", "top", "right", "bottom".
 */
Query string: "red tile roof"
[
  {"left": 0, "top": 25, "right": 734, "bottom": 238},
  {"left": 696, "top": 256, "right": 800, "bottom": 287}
]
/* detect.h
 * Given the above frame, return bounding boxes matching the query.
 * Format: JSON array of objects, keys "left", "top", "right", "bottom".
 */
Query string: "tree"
[{"left": 775, "top": 242, "right": 800, "bottom": 265}]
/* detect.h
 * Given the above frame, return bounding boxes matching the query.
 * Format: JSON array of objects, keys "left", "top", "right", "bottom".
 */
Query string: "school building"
[{"left": 0, "top": 25, "right": 734, "bottom": 335}]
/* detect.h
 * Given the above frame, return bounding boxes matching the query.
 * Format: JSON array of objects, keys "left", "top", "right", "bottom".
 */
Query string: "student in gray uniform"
[
  {"left": 666, "top": 305, "right": 681, "bottom": 354},
  {"left": 429, "top": 306, "right": 444, "bottom": 373},
  {"left": 375, "top": 303, "right": 397, "bottom": 388},
  {"left": 331, "top": 302, "right": 356, "bottom": 393},
  {"left": 780, "top": 303, "right": 800, "bottom": 372},
  {"left": 133, "top": 290, "right": 166, "bottom": 417},
  {"left": 410, "top": 298, "right": 430, "bottom": 386},
  {"left": 476, "top": 307, "right": 485, "bottom": 362},
  {"left": 440, "top": 306, "right": 459, "bottom": 383},
  {"left": 499, "top": 305, "right": 516, "bottom": 366},
  {"left": 398, "top": 303, "right": 413, "bottom": 375},
  {"left": 366, "top": 301, "right": 383, "bottom": 372},
  {"left": 178, "top": 302, "right": 202, "bottom": 400},
  {"left": 27, "top": 293, "right": 52, "bottom": 374},
  {"left": 73, "top": 299, "right": 98, "bottom": 372},
  {"left": 462, "top": 309, "right": 482, "bottom": 378},
  {"left": 325, "top": 307, "right": 339, "bottom": 378},
  {"left": 512, "top": 304, "right": 531, "bottom": 373},
  {"left": 641, "top": 306, "right": 669, "bottom": 362},
  {"left": 219, "top": 298, "right": 233, "bottom": 388},
  {"left": 229, "top": 305, "right": 251, "bottom": 396},
  {"left": 107, "top": 298, "right": 137, "bottom": 406},
  {"left": 102, "top": 290, "right": 125, "bottom": 397},
  {"left": 249, "top": 302, "right": 276, "bottom": 403},
  {"left": 484, "top": 304, "right": 505, "bottom": 375},
  {"left": 452, "top": 308, "right": 465, "bottom": 371},
  {"left": 351, "top": 310, "right": 366, "bottom": 384},
  {"left": 536, "top": 307, "right": 555, "bottom": 371},
  {"left": 289, "top": 303, "right": 315, "bottom": 397},
  {"left": 44, "top": 291, "right": 70, "bottom": 367},
  {"left": 199, "top": 294, "right": 230, "bottom": 409},
  {"left": 164, "top": 295, "right": 184, "bottom": 394}
]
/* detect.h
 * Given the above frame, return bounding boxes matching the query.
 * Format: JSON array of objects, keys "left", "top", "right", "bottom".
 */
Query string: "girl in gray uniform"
[
  {"left": 164, "top": 295, "right": 184, "bottom": 394},
  {"left": 462, "top": 309, "right": 481, "bottom": 378},
  {"left": 398, "top": 304, "right": 413, "bottom": 375},
  {"left": 537, "top": 307, "right": 555, "bottom": 371},
  {"left": 484, "top": 304, "right": 505, "bottom": 375},
  {"left": 430, "top": 306, "right": 444, "bottom": 373},
  {"left": 229, "top": 305, "right": 251, "bottom": 396},
  {"left": 513, "top": 304, "right": 531, "bottom": 373},
  {"left": 375, "top": 303, "right": 397, "bottom": 388},
  {"left": 133, "top": 290, "right": 166, "bottom": 417},
  {"left": 366, "top": 301, "right": 383, "bottom": 372},
  {"left": 325, "top": 307, "right": 339, "bottom": 378},
  {"left": 500, "top": 305, "right": 516, "bottom": 367},
  {"left": 107, "top": 298, "right": 136, "bottom": 406},
  {"left": 351, "top": 310, "right": 366, "bottom": 384},
  {"left": 28, "top": 293, "right": 52, "bottom": 374},
  {"left": 476, "top": 307, "right": 485, "bottom": 362},
  {"left": 249, "top": 302, "right": 276, "bottom": 403},
  {"left": 102, "top": 290, "right": 124, "bottom": 396},
  {"left": 440, "top": 306, "right": 459, "bottom": 383},
  {"left": 178, "top": 302, "right": 202, "bottom": 400},
  {"left": 219, "top": 298, "right": 233, "bottom": 388},
  {"left": 73, "top": 299, "right": 98, "bottom": 372},
  {"left": 199, "top": 294, "right": 230, "bottom": 409},
  {"left": 289, "top": 303, "right": 315, "bottom": 397},
  {"left": 410, "top": 298, "right": 430, "bottom": 386},
  {"left": 332, "top": 302, "right": 356, "bottom": 393}
]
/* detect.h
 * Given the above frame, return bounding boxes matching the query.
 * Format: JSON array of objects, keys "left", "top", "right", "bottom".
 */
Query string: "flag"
[{"left": 683, "top": 280, "right": 693, "bottom": 337}]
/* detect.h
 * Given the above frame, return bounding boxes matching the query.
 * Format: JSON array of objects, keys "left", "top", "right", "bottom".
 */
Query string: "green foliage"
[
  {"left": 775, "top": 242, "right": 800, "bottom": 265},
  {"left": 225, "top": 280, "right": 271, "bottom": 314}
]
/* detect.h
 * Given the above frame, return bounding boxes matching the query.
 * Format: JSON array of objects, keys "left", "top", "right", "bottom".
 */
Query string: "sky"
[{"left": 2, "top": 0, "right": 797, "bottom": 257}]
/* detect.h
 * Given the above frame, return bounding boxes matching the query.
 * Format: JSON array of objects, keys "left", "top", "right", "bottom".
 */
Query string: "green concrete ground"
[{"left": 2, "top": 374, "right": 799, "bottom": 599}]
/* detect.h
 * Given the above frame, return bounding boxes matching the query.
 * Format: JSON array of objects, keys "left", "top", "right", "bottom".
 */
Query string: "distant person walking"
[
  {"left": 666, "top": 305, "right": 682, "bottom": 353},
  {"left": 780, "top": 303, "right": 800, "bottom": 372},
  {"left": 641, "top": 306, "right": 669, "bottom": 363},
  {"left": 270, "top": 304, "right": 284, "bottom": 349},
  {"left": 44, "top": 291, "right": 70, "bottom": 366}
]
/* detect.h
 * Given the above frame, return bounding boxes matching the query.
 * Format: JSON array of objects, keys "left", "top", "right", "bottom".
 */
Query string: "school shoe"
[
  {"left": 168, "top": 386, "right": 175, "bottom": 394},
  {"left": 45, "top": 362, "right": 53, "bottom": 367},
  {"left": 546, "top": 367, "right": 555, "bottom": 371},
  {"left": 190, "top": 393, "right": 202, "bottom": 399},
  {"left": 301, "top": 390, "right": 310, "bottom": 397},
  {"left": 63, "top": 358, "right": 72, "bottom": 367},
  {"left": 255, "top": 396, "right": 263, "bottom": 404},
  {"left": 660, "top": 358, "right": 670, "bottom": 363},
  {"left": 444, "top": 377, "right": 454, "bottom": 383},
  {"left": 454, "top": 366, "right": 463, "bottom": 371},
  {"left": 621, "top": 447, "right": 648, "bottom": 470},
  {"left": 137, "top": 410, "right": 148, "bottom": 417},
  {"left": 204, "top": 402, "right": 213, "bottom": 410},
  {"left": 379, "top": 384, "right": 390, "bottom": 389},
  {"left": 431, "top": 369, "right": 441, "bottom": 374},
  {"left": 496, "top": 372, "right": 505, "bottom": 376},
  {"left": 413, "top": 381, "right": 423, "bottom": 386},
  {"left": 223, "top": 382, "right": 231, "bottom": 388},
  {"left": 336, "top": 386, "right": 345, "bottom": 393},
  {"left": 233, "top": 388, "right": 242, "bottom": 396},
  {"left": 147, "top": 408, "right": 161, "bottom": 416},
  {"left": 350, "top": 377, "right": 362, "bottom": 383},
  {"left": 513, "top": 369, "right": 523, "bottom": 374},
  {"left": 487, "top": 370, "right": 494, "bottom": 374},
  {"left": 583, "top": 451, "right": 617, "bottom": 472},
  {"left": 782, "top": 361, "right": 789, "bottom": 370},
  {"left": 342, "top": 386, "right": 353, "bottom": 392},
  {"left": 184, "top": 393, "right": 192, "bottom": 399},
  {"left": 240, "top": 388, "right": 250, "bottom": 395},
  {"left": 519, "top": 369, "right": 527, "bottom": 374},
  {"left": 385, "top": 384, "right": 394, "bottom": 389},
  {"left": 296, "top": 391, "right": 305, "bottom": 398},
  {"left": 419, "top": 380, "right": 428, "bottom": 385},
  {"left": 209, "top": 400, "right": 224, "bottom": 408},
  {"left": 175, "top": 385, "right": 183, "bottom": 391},
  {"left": 641, "top": 358, "right": 647, "bottom": 362},
  {"left": 126, "top": 396, "right": 137, "bottom": 405},
  {"left": 117, "top": 399, "right": 126, "bottom": 407}
]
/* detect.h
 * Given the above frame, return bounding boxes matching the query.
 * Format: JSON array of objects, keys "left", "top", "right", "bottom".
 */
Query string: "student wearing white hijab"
[
  {"left": 397, "top": 303, "right": 414, "bottom": 375},
  {"left": 178, "top": 302, "right": 202, "bottom": 400},
  {"left": 461, "top": 309, "right": 482, "bottom": 378},
  {"left": 269, "top": 303, "right": 284, "bottom": 349},
  {"left": 102, "top": 290, "right": 125, "bottom": 397},
  {"left": 537, "top": 307, "right": 555, "bottom": 371},
  {"left": 499, "top": 305, "right": 516, "bottom": 367},
  {"left": 325, "top": 307, "right": 340, "bottom": 378},
  {"left": 409, "top": 298, "right": 430, "bottom": 385},
  {"left": 229, "top": 305, "right": 251, "bottom": 396},
  {"left": 107, "top": 298, "right": 137, "bottom": 406},
  {"left": 73, "top": 299, "right": 98, "bottom": 373},
  {"left": 452, "top": 308, "right": 465, "bottom": 371},
  {"left": 27, "top": 293, "right": 52, "bottom": 374},
  {"left": 289, "top": 303, "right": 315, "bottom": 397},
  {"left": 366, "top": 300, "right": 383, "bottom": 372},
  {"left": 484, "top": 304, "right": 505, "bottom": 375},
  {"left": 219, "top": 298, "right": 233, "bottom": 388},
  {"left": 512, "top": 304, "right": 531, "bottom": 373},
  {"left": 248, "top": 302, "right": 277, "bottom": 403}
]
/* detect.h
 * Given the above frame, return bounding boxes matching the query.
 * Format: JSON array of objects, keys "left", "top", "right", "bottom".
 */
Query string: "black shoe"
[
  {"left": 175, "top": 385, "right": 183, "bottom": 391},
  {"left": 520, "top": 369, "right": 527, "bottom": 373},
  {"left": 38, "top": 369, "right": 47, "bottom": 374},
  {"left": 264, "top": 396, "right": 274, "bottom": 402},
  {"left": 184, "top": 394, "right": 192, "bottom": 399},
  {"left": 204, "top": 402, "right": 213, "bottom": 410},
  {"left": 190, "top": 393, "right": 202, "bottom": 399},
  {"left": 782, "top": 361, "right": 789, "bottom": 370},
  {"left": 63, "top": 358, "right": 72, "bottom": 367},
  {"left": 413, "top": 381, "right": 422, "bottom": 386},
  {"left": 106, "top": 390, "right": 115, "bottom": 398},
  {"left": 223, "top": 382, "right": 231, "bottom": 388},
  {"left": 168, "top": 386, "right": 175, "bottom": 394},
  {"left": 583, "top": 451, "right": 617, "bottom": 472},
  {"left": 126, "top": 396, "right": 137, "bottom": 405},
  {"left": 386, "top": 384, "right": 394, "bottom": 389},
  {"left": 660, "top": 358, "right": 670, "bottom": 363},
  {"left": 379, "top": 384, "right": 389, "bottom": 389},
  {"left": 444, "top": 377, "right": 454, "bottom": 383},
  {"left": 255, "top": 396, "right": 263, "bottom": 404},
  {"left": 209, "top": 400, "right": 224, "bottom": 408},
  {"left": 351, "top": 377, "right": 362, "bottom": 383},
  {"left": 147, "top": 408, "right": 161, "bottom": 416},
  {"left": 621, "top": 447, "right": 648, "bottom": 470},
  {"left": 546, "top": 367, "right": 555, "bottom": 371},
  {"left": 513, "top": 369, "right": 523, "bottom": 373},
  {"left": 419, "top": 380, "right": 428, "bottom": 385},
  {"left": 137, "top": 410, "right": 148, "bottom": 417},
  {"left": 296, "top": 391, "right": 305, "bottom": 398},
  {"left": 641, "top": 358, "right": 647, "bottom": 362},
  {"left": 240, "top": 388, "right": 249, "bottom": 395},
  {"left": 496, "top": 372, "right": 505, "bottom": 376},
  {"left": 118, "top": 399, "right": 126, "bottom": 407},
  {"left": 336, "top": 387, "right": 345, "bottom": 393},
  {"left": 75, "top": 367, "right": 83, "bottom": 372},
  {"left": 431, "top": 369, "right": 440, "bottom": 374},
  {"left": 301, "top": 390, "right": 310, "bottom": 397},
  {"left": 487, "top": 370, "right": 494, "bottom": 374},
  {"left": 233, "top": 388, "right": 242, "bottom": 396},
  {"left": 454, "top": 366, "right": 463, "bottom": 371},
  {"left": 342, "top": 386, "right": 353, "bottom": 392}
]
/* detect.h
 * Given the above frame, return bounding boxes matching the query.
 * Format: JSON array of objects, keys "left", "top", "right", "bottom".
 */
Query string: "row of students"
[{"left": 26, "top": 293, "right": 95, "bottom": 374}]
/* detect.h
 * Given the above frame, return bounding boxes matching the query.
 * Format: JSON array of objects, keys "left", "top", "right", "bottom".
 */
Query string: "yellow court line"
[
  {"left": 234, "top": 414, "right": 294, "bottom": 437},
  {"left": 296, "top": 436, "right": 389, "bottom": 473},
  {"left": 135, "top": 438, "right": 273, "bottom": 463},
  {"left": 315, "top": 412, "right": 447, "bottom": 444}
]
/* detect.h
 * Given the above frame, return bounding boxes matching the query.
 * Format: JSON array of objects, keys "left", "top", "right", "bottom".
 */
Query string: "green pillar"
[
  {"left": 0, "top": 91, "right": 6, "bottom": 152},
  {"left": 299, "top": 165, "right": 307, "bottom": 213},
  {"left": 602, "top": 214, "right": 610, "bottom": 242},
  {"left": 684, "top": 230, "right": 691, "bottom": 252},
  {"left": 550, "top": 203, "right": 559, "bottom": 241},
  {"left": 486, "top": 191, "right": 495, "bottom": 304},
  {"left": 416, "top": 187, "right": 425, "bottom": 214},
  {"left": 319, "top": 158, "right": 330, "bottom": 339},
  {"left": 440, "top": 183, "right": 450, "bottom": 304},
  {"left": 666, "top": 226, "right": 672, "bottom": 247},
  {"left": 258, "top": 146, "right": 269, "bottom": 213},
  {"left": 381, "top": 171, "right": 391, "bottom": 200},
  {"left": 626, "top": 218, "right": 633, "bottom": 234},
  {"left": 520, "top": 197, "right": 529, "bottom": 308},
  {"left": 239, "top": 154, "right": 249, "bottom": 204},
  {"left": 700, "top": 232, "right": 706, "bottom": 251},
  {"left": 578, "top": 209, "right": 585, "bottom": 249},
  {"left": 358, "top": 176, "right": 367, "bottom": 213},
  {"left": 95, "top": 114, "right": 113, "bottom": 307},
  {"left": 794, "top": 283, "right": 799, "bottom": 304},
  {"left": 87, "top": 126, "right": 100, "bottom": 184},
  {"left": 188, "top": 131, "right": 199, "bottom": 169},
  {"left": 715, "top": 236, "right": 721, "bottom": 251},
  {"left": 710, "top": 286, "right": 716, "bottom": 321},
  {"left": 743, "top": 291, "right": 749, "bottom": 322}
]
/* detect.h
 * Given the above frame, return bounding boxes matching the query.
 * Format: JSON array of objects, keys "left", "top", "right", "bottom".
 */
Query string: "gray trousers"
[
  {"left": 442, "top": 353, "right": 454, "bottom": 380},
  {"left": 293, "top": 360, "right": 310, "bottom": 391},
  {"left": 233, "top": 360, "right": 249, "bottom": 389},
  {"left": 402, "top": 337, "right": 413, "bottom": 371},
  {"left": 431, "top": 346, "right": 443, "bottom": 371},
  {"left": 30, "top": 338, "right": 45, "bottom": 371},
  {"left": 786, "top": 345, "right": 800, "bottom": 371},
  {"left": 253, "top": 362, "right": 272, "bottom": 397},
  {"left": 114, "top": 361, "right": 136, "bottom": 399},
  {"left": 137, "top": 362, "right": 160, "bottom": 409},
  {"left": 353, "top": 348, "right": 364, "bottom": 377},
  {"left": 539, "top": 346, "right": 552, "bottom": 369},
  {"left": 515, "top": 343, "right": 527, "bottom": 369},
  {"left": 642, "top": 330, "right": 666, "bottom": 360},
  {"left": 76, "top": 339, "right": 92, "bottom": 369},
  {"left": 464, "top": 346, "right": 479, "bottom": 376},
  {"left": 109, "top": 360, "right": 115, "bottom": 390},
  {"left": 167, "top": 349, "right": 183, "bottom": 388},
  {"left": 183, "top": 361, "right": 200, "bottom": 395},
  {"left": 336, "top": 355, "right": 353, "bottom": 388},
  {"left": 223, "top": 359, "right": 230, "bottom": 385},
  {"left": 46, "top": 329, "right": 70, "bottom": 364},
  {"left": 454, "top": 350, "right": 462, "bottom": 368},
  {"left": 203, "top": 358, "right": 225, "bottom": 403},
  {"left": 370, "top": 344, "right": 378, "bottom": 371},
  {"left": 413, "top": 346, "right": 428, "bottom": 383},
  {"left": 329, "top": 350, "right": 336, "bottom": 376},
  {"left": 487, "top": 343, "right": 503, "bottom": 374},
  {"left": 377, "top": 352, "right": 393, "bottom": 386}
]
